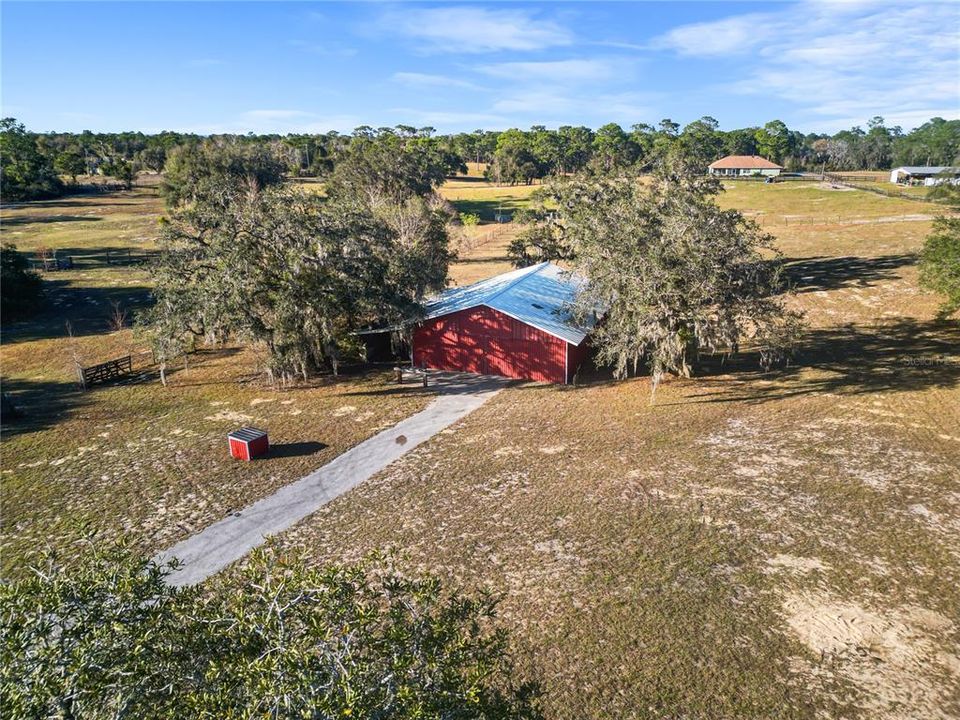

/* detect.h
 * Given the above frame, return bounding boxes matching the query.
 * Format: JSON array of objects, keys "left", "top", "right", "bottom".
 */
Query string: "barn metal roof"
[
  {"left": 892, "top": 166, "right": 959, "bottom": 175},
  {"left": 423, "top": 262, "right": 595, "bottom": 346}
]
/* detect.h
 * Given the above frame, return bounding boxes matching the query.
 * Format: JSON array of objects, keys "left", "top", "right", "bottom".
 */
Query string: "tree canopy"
[
  {"left": 145, "top": 134, "right": 454, "bottom": 384},
  {"left": 919, "top": 215, "right": 960, "bottom": 319},
  {"left": 0, "top": 542, "right": 540, "bottom": 719},
  {"left": 327, "top": 126, "right": 464, "bottom": 205},
  {"left": 524, "top": 156, "right": 804, "bottom": 390},
  {"left": 3, "top": 116, "right": 958, "bottom": 203},
  {"left": 160, "top": 141, "right": 287, "bottom": 208},
  {"left": 0, "top": 118, "right": 63, "bottom": 200}
]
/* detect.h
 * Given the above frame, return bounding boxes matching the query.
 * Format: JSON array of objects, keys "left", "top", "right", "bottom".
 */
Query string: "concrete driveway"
[{"left": 156, "top": 372, "right": 508, "bottom": 586}]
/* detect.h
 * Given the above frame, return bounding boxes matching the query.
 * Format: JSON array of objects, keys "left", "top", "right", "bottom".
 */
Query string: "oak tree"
[
  {"left": 542, "top": 155, "right": 804, "bottom": 390},
  {"left": 1, "top": 542, "right": 540, "bottom": 719}
]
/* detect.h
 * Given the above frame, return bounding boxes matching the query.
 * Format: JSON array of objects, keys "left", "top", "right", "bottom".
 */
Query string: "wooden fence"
[
  {"left": 31, "top": 249, "right": 150, "bottom": 271},
  {"left": 78, "top": 355, "right": 133, "bottom": 389},
  {"left": 104, "top": 249, "right": 146, "bottom": 265},
  {"left": 31, "top": 255, "right": 74, "bottom": 272},
  {"left": 824, "top": 173, "right": 881, "bottom": 183},
  {"left": 720, "top": 174, "right": 822, "bottom": 183}
]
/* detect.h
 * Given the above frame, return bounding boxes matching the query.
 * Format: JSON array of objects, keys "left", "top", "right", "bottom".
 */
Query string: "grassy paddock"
[
  {"left": 439, "top": 175, "right": 537, "bottom": 284},
  {"left": 0, "top": 183, "right": 433, "bottom": 574},
  {"left": 272, "top": 178, "right": 960, "bottom": 719},
  {"left": 440, "top": 178, "right": 540, "bottom": 222},
  {"left": 2, "top": 175, "right": 959, "bottom": 718}
]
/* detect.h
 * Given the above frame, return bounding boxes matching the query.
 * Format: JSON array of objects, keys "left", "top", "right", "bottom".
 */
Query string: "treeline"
[
  {"left": 470, "top": 116, "right": 960, "bottom": 184},
  {"left": 2, "top": 115, "right": 958, "bottom": 200}
]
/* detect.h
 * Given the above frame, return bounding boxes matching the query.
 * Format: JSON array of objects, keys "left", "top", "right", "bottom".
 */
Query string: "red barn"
[{"left": 413, "top": 262, "right": 595, "bottom": 384}]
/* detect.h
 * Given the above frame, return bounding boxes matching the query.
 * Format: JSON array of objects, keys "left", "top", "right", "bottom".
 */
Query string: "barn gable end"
[
  {"left": 414, "top": 305, "right": 583, "bottom": 384},
  {"left": 412, "top": 262, "right": 595, "bottom": 384}
]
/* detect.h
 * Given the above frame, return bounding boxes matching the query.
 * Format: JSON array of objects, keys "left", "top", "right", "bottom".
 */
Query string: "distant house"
[
  {"left": 708, "top": 155, "right": 784, "bottom": 177},
  {"left": 889, "top": 166, "right": 960, "bottom": 186},
  {"left": 413, "top": 262, "right": 596, "bottom": 384}
]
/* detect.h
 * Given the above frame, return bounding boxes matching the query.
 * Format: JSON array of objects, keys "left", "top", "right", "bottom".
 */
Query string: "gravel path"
[{"left": 156, "top": 372, "right": 508, "bottom": 586}]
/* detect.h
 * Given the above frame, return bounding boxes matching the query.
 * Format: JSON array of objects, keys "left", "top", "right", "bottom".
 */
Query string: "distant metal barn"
[{"left": 413, "top": 262, "right": 595, "bottom": 384}]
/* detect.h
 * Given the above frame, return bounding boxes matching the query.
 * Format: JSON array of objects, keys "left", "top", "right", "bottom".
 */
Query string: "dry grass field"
[
  {"left": 2, "top": 174, "right": 958, "bottom": 718},
  {"left": 277, "top": 179, "right": 959, "bottom": 718},
  {"left": 0, "top": 181, "right": 433, "bottom": 574},
  {"left": 439, "top": 177, "right": 537, "bottom": 284}
]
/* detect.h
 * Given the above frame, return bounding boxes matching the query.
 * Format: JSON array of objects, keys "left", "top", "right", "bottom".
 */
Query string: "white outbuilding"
[{"left": 889, "top": 166, "right": 960, "bottom": 186}]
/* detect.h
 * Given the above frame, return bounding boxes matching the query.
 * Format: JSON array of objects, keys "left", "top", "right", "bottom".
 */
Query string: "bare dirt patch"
[
  {"left": 767, "top": 554, "right": 830, "bottom": 574},
  {"left": 818, "top": 182, "right": 856, "bottom": 192},
  {"left": 784, "top": 592, "right": 960, "bottom": 719},
  {"left": 204, "top": 409, "right": 255, "bottom": 424}
]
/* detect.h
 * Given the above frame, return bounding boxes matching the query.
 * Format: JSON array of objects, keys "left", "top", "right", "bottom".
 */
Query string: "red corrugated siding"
[
  {"left": 566, "top": 339, "right": 590, "bottom": 382},
  {"left": 228, "top": 435, "right": 268, "bottom": 461},
  {"left": 413, "top": 306, "right": 568, "bottom": 383}
]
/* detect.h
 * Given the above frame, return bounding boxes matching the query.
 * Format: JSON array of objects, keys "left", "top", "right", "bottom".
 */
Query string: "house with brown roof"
[{"left": 708, "top": 155, "right": 783, "bottom": 177}]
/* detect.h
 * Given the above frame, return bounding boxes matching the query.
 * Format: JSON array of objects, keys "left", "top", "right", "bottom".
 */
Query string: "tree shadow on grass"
[
  {"left": 681, "top": 318, "right": 960, "bottom": 405},
  {"left": 2, "top": 279, "right": 153, "bottom": 343},
  {"left": 1, "top": 348, "right": 250, "bottom": 437},
  {"left": 448, "top": 196, "right": 525, "bottom": 222},
  {"left": 0, "top": 377, "right": 88, "bottom": 437},
  {"left": 452, "top": 255, "right": 512, "bottom": 266},
  {"left": 155, "top": 347, "right": 248, "bottom": 388},
  {"left": 781, "top": 253, "right": 916, "bottom": 293},
  {"left": 267, "top": 441, "right": 328, "bottom": 459},
  {"left": 1, "top": 198, "right": 144, "bottom": 211},
  {"left": 1, "top": 215, "right": 104, "bottom": 227},
  {"left": 42, "top": 246, "right": 157, "bottom": 268},
  {"left": 444, "top": 174, "right": 490, "bottom": 184}
]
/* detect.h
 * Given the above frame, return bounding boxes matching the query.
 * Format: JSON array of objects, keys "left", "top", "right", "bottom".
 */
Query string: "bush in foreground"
[
  {"left": 1, "top": 542, "right": 540, "bottom": 719},
  {"left": 919, "top": 215, "right": 960, "bottom": 319}
]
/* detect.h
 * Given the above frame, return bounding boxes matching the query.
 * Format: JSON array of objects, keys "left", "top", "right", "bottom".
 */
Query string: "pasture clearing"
[
  {"left": 0, "top": 182, "right": 433, "bottom": 576},
  {"left": 439, "top": 177, "right": 536, "bottom": 284},
  {"left": 440, "top": 177, "right": 539, "bottom": 222},
  {"left": 2, "top": 174, "right": 958, "bottom": 718},
  {"left": 265, "top": 179, "right": 960, "bottom": 719}
]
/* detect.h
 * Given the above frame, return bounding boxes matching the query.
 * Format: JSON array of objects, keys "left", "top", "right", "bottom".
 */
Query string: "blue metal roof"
[
  {"left": 422, "top": 262, "right": 595, "bottom": 346},
  {"left": 892, "top": 166, "right": 959, "bottom": 175}
]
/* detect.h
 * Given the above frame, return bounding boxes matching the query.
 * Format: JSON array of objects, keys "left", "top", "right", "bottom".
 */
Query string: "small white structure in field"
[
  {"left": 708, "top": 155, "right": 783, "bottom": 177},
  {"left": 889, "top": 166, "right": 960, "bottom": 186}
]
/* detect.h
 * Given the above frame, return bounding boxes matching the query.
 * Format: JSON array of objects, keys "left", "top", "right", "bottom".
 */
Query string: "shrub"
[
  {"left": 919, "top": 215, "right": 960, "bottom": 318},
  {"left": 0, "top": 541, "right": 541, "bottom": 719}
]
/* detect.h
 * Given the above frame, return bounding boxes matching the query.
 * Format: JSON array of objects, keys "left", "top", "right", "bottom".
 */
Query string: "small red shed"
[
  {"left": 228, "top": 427, "right": 269, "bottom": 461},
  {"left": 413, "top": 263, "right": 595, "bottom": 384}
]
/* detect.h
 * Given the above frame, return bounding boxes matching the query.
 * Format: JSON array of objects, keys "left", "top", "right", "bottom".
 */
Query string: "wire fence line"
[
  {"left": 747, "top": 212, "right": 937, "bottom": 227},
  {"left": 822, "top": 173, "right": 946, "bottom": 204}
]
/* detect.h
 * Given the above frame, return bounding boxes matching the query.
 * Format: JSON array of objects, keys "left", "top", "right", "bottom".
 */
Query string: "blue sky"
[{"left": 3, "top": 1, "right": 958, "bottom": 135}]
